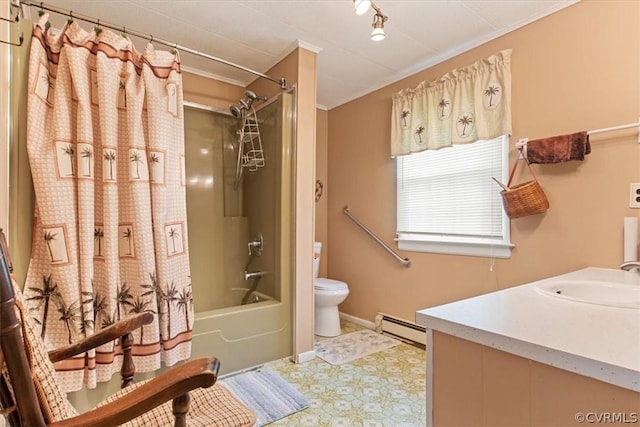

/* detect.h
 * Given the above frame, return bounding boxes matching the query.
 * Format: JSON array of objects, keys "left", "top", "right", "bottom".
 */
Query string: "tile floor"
[{"left": 266, "top": 320, "right": 427, "bottom": 426}]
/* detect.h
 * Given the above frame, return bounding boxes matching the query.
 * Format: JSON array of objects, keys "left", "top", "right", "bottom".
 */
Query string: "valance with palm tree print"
[{"left": 391, "top": 49, "right": 512, "bottom": 156}]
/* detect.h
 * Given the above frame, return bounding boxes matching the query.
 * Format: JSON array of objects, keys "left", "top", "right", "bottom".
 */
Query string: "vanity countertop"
[{"left": 415, "top": 267, "right": 640, "bottom": 392}]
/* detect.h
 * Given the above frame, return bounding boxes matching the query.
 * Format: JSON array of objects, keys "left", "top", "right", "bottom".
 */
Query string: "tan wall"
[
  {"left": 250, "top": 47, "right": 318, "bottom": 359},
  {"left": 315, "top": 108, "right": 329, "bottom": 277},
  {"left": 327, "top": 0, "right": 640, "bottom": 323},
  {"left": 183, "top": 72, "right": 244, "bottom": 111},
  {"left": 293, "top": 48, "right": 318, "bottom": 359},
  {"left": 432, "top": 331, "right": 640, "bottom": 426}
]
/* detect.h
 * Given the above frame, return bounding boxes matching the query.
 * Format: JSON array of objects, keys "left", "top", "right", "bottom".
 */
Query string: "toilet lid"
[{"left": 315, "top": 278, "right": 348, "bottom": 291}]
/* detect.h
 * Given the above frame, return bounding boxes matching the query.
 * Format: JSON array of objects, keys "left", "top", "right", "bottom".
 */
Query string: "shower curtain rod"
[{"left": 17, "top": 1, "right": 287, "bottom": 89}]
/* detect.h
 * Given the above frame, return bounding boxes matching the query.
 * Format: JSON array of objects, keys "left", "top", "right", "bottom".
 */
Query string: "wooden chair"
[{"left": 0, "top": 229, "right": 256, "bottom": 427}]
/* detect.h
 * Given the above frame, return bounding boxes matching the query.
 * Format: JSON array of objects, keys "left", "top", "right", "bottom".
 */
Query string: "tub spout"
[
  {"left": 620, "top": 261, "right": 640, "bottom": 271},
  {"left": 244, "top": 270, "right": 268, "bottom": 281}
]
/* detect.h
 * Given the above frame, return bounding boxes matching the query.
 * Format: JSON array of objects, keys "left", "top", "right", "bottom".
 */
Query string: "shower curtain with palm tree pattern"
[{"left": 24, "top": 15, "right": 193, "bottom": 392}]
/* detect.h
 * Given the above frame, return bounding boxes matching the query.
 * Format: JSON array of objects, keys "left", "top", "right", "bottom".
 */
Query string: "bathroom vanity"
[{"left": 416, "top": 268, "right": 640, "bottom": 426}]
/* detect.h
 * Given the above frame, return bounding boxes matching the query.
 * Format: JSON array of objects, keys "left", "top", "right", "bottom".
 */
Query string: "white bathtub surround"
[
  {"left": 417, "top": 268, "right": 640, "bottom": 392},
  {"left": 191, "top": 295, "right": 292, "bottom": 376}
]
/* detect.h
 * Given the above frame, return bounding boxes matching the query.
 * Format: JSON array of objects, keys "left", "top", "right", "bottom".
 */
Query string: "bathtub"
[{"left": 190, "top": 290, "right": 292, "bottom": 375}]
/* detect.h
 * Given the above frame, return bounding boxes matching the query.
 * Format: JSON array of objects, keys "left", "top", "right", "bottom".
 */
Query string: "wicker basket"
[{"left": 497, "top": 152, "right": 549, "bottom": 219}]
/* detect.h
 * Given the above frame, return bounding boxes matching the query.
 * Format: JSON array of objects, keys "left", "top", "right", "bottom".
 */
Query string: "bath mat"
[
  {"left": 315, "top": 329, "right": 401, "bottom": 365},
  {"left": 220, "top": 368, "right": 310, "bottom": 426}
]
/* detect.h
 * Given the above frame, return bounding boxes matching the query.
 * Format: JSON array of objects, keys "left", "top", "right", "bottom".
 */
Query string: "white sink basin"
[{"left": 535, "top": 279, "right": 640, "bottom": 309}]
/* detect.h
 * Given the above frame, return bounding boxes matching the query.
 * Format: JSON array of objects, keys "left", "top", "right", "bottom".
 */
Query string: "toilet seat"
[{"left": 314, "top": 278, "right": 348, "bottom": 292}]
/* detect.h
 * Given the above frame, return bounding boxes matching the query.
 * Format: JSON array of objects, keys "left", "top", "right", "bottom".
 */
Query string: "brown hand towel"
[{"left": 526, "top": 131, "right": 591, "bottom": 164}]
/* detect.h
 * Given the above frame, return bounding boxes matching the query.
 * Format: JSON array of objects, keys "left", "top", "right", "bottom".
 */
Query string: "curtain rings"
[{"left": 38, "top": 0, "right": 49, "bottom": 29}]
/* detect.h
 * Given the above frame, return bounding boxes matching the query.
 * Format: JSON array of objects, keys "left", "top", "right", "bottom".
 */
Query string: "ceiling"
[{"left": 29, "top": 0, "right": 578, "bottom": 109}]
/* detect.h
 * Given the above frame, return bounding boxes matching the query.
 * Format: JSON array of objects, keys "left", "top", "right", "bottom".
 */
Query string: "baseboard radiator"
[{"left": 374, "top": 313, "right": 426, "bottom": 347}]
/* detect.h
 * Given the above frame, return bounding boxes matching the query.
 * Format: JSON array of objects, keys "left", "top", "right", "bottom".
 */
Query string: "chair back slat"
[{"left": 0, "top": 229, "right": 46, "bottom": 426}]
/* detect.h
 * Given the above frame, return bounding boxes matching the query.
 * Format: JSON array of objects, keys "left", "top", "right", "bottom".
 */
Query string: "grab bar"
[{"left": 343, "top": 206, "right": 411, "bottom": 267}]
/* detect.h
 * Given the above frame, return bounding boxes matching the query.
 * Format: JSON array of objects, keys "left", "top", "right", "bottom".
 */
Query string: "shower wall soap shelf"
[{"left": 238, "top": 107, "right": 265, "bottom": 171}]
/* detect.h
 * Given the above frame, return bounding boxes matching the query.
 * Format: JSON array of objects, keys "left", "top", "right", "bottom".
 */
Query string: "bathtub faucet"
[
  {"left": 620, "top": 261, "right": 640, "bottom": 271},
  {"left": 244, "top": 270, "right": 268, "bottom": 281},
  {"left": 248, "top": 233, "right": 263, "bottom": 256}
]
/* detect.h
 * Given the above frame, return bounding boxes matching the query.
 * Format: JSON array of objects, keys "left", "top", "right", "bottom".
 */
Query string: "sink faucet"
[{"left": 620, "top": 261, "right": 640, "bottom": 271}]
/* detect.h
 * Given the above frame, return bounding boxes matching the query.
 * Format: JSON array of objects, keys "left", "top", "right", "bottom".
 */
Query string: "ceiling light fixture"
[
  {"left": 354, "top": 0, "right": 371, "bottom": 15},
  {"left": 370, "top": 10, "right": 387, "bottom": 41},
  {"left": 353, "top": 0, "right": 388, "bottom": 41}
]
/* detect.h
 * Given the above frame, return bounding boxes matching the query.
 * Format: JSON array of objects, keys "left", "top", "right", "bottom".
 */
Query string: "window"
[{"left": 396, "top": 135, "right": 513, "bottom": 258}]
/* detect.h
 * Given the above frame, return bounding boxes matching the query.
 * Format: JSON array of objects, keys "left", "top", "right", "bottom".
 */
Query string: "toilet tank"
[{"left": 313, "top": 242, "right": 322, "bottom": 278}]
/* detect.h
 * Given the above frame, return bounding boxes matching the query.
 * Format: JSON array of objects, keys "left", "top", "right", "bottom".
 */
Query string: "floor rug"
[
  {"left": 315, "top": 329, "right": 401, "bottom": 365},
  {"left": 220, "top": 368, "right": 310, "bottom": 426}
]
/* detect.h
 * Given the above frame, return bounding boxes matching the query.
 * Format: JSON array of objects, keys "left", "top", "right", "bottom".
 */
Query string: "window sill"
[{"left": 397, "top": 234, "right": 513, "bottom": 259}]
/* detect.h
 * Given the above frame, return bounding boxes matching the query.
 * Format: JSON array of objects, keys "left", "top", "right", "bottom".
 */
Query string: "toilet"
[{"left": 313, "top": 242, "right": 349, "bottom": 337}]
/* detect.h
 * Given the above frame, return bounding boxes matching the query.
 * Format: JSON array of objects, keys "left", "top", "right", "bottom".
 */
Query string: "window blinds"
[{"left": 397, "top": 136, "right": 506, "bottom": 239}]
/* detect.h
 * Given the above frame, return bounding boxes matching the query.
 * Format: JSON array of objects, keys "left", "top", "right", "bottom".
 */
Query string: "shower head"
[
  {"left": 245, "top": 90, "right": 268, "bottom": 102},
  {"left": 245, "top": 90, "right": 258, "bottom": 101},
  {"left": 230, "top": 105, "right": 243, "bottom": 118},
  {"left": 230, "top": 91, "right": 268, "bottom": 118}
]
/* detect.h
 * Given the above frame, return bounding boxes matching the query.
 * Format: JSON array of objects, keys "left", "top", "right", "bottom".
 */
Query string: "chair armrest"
[
  {"left": 49, "top": 356, "right": 220, "bottom": 427},
  {"left": 48, "top": 312, "right": 154, "bottom": 363}
]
